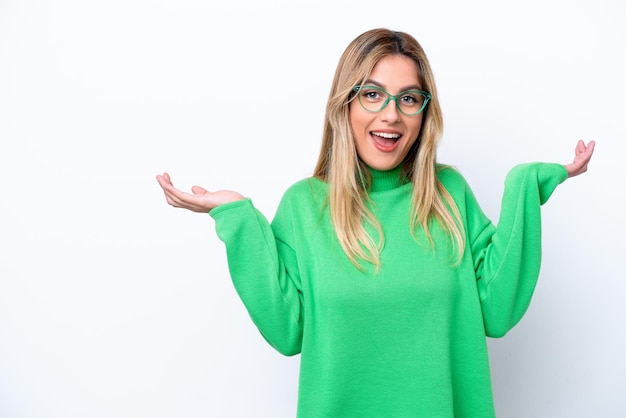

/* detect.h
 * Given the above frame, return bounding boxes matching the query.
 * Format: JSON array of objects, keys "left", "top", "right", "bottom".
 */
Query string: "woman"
[{"left": 156, "top": 28, "right": 594, "bottom": 418}]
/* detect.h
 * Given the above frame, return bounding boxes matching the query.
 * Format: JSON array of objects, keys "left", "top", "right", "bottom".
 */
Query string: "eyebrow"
[{"left": 363, "top": 79, "right": 423, "bottom": 92}]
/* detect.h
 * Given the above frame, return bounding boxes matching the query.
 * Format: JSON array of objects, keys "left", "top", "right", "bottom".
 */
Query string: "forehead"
[{"left": 368, "top": 55, "right": 420, "bottom": 89}]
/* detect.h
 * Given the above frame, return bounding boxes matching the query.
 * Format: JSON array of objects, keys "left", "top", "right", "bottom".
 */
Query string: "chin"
[{"left": 367, "top": 160, "right": 401, "bottom": 171}]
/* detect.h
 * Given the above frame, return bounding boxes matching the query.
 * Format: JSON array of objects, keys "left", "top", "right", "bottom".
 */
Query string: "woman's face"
[{"left": 349, "top": 54, "right": 424, "bottom": 171}]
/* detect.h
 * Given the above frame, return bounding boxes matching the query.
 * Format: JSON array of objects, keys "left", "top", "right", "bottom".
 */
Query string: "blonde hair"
[{"left": 313, "top": 28, "right": 465, "bottom": 270}]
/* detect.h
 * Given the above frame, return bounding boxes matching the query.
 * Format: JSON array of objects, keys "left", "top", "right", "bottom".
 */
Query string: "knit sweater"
[{"left": 209, "top": 162, "right": 568, "bottom": 418}]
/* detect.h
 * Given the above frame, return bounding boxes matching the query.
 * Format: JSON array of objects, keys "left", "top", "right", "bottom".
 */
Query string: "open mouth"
[{"left": 371, "top": 131, "right": 401, "bottom": 150}]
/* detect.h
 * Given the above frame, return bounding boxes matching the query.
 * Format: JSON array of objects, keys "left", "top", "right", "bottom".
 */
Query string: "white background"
[{"left": 1, "top": 0, "right": 624, "bottom": 417}]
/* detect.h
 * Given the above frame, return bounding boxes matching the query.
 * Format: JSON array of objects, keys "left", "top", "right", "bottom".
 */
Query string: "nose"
[{"left": 380, "top": 98, "right": 402, "bottom": 123}]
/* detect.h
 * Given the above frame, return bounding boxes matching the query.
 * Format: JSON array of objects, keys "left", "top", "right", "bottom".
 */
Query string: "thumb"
[{"left": 191, "top": 185, "right": 209, "bottom": 195}]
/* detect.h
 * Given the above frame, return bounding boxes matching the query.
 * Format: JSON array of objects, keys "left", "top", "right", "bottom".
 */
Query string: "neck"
[{"left": 367, "top": 165, "right": 405, "bottom": 192}]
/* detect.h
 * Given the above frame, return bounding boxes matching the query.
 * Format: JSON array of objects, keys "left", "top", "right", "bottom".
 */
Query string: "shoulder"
[
  {"left": 436, "top": 163, "right": 472, "bottom": 194},
  {"left": 282, "top": 177, "right": 327, "bottom": 198},
  {"left": 278, "top": 177, "right": 328, "bottom": 211}
]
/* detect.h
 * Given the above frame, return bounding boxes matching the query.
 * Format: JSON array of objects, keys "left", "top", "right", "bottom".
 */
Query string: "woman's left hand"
[{"left": 565, "top": 140, "right": 595, "bottom": 178}]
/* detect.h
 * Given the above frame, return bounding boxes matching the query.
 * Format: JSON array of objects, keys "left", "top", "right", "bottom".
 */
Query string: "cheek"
[
  {"left": 407, "top": 116, "right": 424, "bottom": 140},
  {"left": 349, "top": 105, "right": 370, "bottom": 135}
]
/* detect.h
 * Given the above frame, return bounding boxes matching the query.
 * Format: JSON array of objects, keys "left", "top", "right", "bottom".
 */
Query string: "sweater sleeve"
[
  {"left": 209, "top": 198, "right": 303, "bottom": 356},
  {"left": 470, "top": 162, "right": 568, "bottom": 338}
]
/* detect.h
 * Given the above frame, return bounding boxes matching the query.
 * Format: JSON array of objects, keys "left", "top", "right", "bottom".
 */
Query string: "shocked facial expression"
[{"left": 350, "top": 54, "right": 424, "bottom": 171}]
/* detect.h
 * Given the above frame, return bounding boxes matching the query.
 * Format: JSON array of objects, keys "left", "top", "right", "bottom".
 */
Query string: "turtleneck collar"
[{"left": 367, "top": 165, "right": 406, "bottom": 193}]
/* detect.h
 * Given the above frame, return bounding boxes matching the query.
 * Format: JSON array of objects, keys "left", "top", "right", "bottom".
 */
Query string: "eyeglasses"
[{"left": 352, "top": 85, "right": 431, "bottom": 116}]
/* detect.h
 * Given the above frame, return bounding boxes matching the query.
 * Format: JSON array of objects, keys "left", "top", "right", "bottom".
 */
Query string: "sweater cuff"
[
  {"left": 209, "top": 198, "right": 253, "bottom": 219},
  {"left": 505, "top": 162, "right": 568, "bottom": 205},
  {"left": 536, "top": 163, "right": 568, "bottom": 204}
]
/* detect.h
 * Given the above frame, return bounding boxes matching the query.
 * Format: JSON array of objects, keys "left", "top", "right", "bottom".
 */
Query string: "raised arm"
[
  {"left": 474, "top": 140, "right": 595, "bottom": 337},
  {"left": 156, "top": 172, "right": 244, "bottom": 213},
  {"left": 565, "top": 140, "right": 595, "bottom": 178},
  {"left": 156, "top": 172, "right": 304, "bottom": 355}
]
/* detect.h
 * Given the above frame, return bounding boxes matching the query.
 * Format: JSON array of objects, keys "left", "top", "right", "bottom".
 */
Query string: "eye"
[
  {"left": 399, "top": 93, "right": 422, "bottom": 106},
  {"left": 360, "top": 87, "right": 385, "bottom": 102}
]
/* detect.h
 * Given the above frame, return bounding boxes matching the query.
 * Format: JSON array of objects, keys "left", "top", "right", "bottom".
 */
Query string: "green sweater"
[{"left": 210, "top": 162, "right": 568, "bottom": 418}]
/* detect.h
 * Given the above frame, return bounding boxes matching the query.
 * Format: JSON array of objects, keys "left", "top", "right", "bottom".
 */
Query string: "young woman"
[{"left": 156, "top": 28, "right": 594, "bottom": 418}]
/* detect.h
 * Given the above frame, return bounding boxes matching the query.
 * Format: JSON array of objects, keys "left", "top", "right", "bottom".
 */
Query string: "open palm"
[{"left": 156, "top": 172, "right": 244, "bottom": 213}]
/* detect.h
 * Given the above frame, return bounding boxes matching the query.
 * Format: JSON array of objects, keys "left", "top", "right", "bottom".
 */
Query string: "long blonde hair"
[{"left": 313, "top": 28, "right": 465, "bottom": 270}]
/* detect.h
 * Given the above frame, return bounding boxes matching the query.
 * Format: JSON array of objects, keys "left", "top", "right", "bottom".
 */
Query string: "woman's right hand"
[{"left": 156, "top": 172, "right": 245, "bottom": 213}]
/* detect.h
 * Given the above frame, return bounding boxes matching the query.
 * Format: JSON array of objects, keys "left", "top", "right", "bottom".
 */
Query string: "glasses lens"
[
  {"left": 357, "top": 86, "right": 388, "bottom": 112},
  {"left": 397, "top": 91, "right": 427, "bottom": 116}
]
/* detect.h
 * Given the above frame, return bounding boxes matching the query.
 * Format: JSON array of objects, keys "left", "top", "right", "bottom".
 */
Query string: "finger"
[
  {"left": 165, "top": 186, "right": 195, "bottom": 204},
  {"left": 158, "top": 174, "right": 206, "bottom": 211},
  {"left": 156, "top": 173, "right": 173, "bottom": 188},
  {"left": 166, "top": 186, "right": 210, "bottom": 210},
  {"left": 578, "top": 141, "right": 595, "bottom": 163},
  {"left": 164, "top": 191, "right": 203, "bottom": 211},
  {"left": 585, "top": 140, "right": 596, "bottom": 156},
  {"left": 162, "top": 188, "right": 184, "bottom": 207}
]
